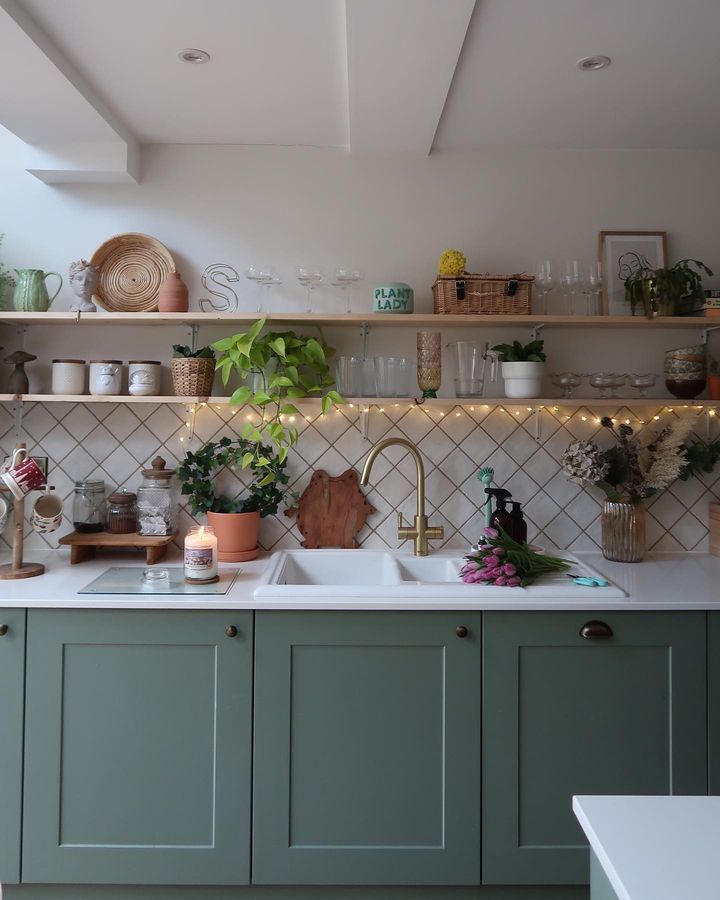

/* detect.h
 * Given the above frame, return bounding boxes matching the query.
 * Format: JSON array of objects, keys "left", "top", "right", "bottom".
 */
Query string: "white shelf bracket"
[
  {"left": 187, "top": 323, "right": 200, "bottom": 353},
  {"left": 360, "top": 322, "right": 371, "bottom": 360},
  {"left": 533, "top": 405, "right": 542, "bottom": 443},
  {"left": 530, "top": 323, "right": 545, "bottom": 342},
  {"left": 12, "top": 399, "right": 24, "bottom": 442},
  {"left": 701, "top": 325, "right": 720, "bottom": 345},
  {"left": 360, "top": 404, "right": 370, "bottom": 441},
  {"left": 183, "top": 402, "right": 197, "bottom": 444}
]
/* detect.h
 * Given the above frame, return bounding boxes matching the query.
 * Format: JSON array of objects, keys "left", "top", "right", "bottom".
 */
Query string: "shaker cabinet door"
[
  {"left": 0, "top": 609, "right": 26, "bottom": 885},
  {"left": 253, "top": 611, "right": 481, "bottom": 885},
  {"left": 708, "top": 611, "right": 720, "bottom": 793},
  {"left": 483, "top": 611, "right": 707, "bottom": 886},
  {"left": 22, "top": 610, "right": 253, "bottom": 885}
]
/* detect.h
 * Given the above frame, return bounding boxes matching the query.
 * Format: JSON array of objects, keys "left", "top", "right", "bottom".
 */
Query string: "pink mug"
[{"left": 0, "top": 449, "right": 46, "bottom": 500}]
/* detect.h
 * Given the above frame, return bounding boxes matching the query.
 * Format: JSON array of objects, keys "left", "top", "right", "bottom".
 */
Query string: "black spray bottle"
[
  {"left": 485, "top": 488, "right": 512, "bottom": 535},
  {"left": 509, "top": 501, "right": 527, "bottom": 544}
]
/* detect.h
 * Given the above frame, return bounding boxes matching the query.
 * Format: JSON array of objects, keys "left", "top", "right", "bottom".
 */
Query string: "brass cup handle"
[
  {"left": 579, "top": 620, "right": 613, "bottom": 640},
  {"left": 0, "top": 624, "right": 7, "bottom": 637},
  {"left": 456, "top": 625, "right": 468, "bottom": 638},
  {"left": 225, "top": 626, "right": 238, "bottom": 638}
]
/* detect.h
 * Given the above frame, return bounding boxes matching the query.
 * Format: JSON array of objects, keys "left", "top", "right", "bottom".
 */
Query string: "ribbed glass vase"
[{"left": 601, "top": 500, "right": 646, "bottom": 563}]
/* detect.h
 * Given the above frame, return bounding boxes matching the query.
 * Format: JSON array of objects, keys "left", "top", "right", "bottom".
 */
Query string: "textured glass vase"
[{"left": 601, "top": 500, "right": 646, "bottom": 563}]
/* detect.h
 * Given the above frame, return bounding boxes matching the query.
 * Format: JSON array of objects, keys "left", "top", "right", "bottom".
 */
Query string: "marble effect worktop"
[{"left": 0, "top": 549, "right": 718, "bottom": 610}]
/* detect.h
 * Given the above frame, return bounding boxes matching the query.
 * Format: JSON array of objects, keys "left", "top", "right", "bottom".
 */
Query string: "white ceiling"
[
  {"left": 435, "top": 0, "right": 720, "bottom": 150},
  {"left": 2, "top": 0, "right": 720, "bottom": 173}
]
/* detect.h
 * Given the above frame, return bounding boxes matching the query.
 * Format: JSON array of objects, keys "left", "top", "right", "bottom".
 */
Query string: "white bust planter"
[{"left": 501, "top": 361, "right": 545, "bottom": 399}]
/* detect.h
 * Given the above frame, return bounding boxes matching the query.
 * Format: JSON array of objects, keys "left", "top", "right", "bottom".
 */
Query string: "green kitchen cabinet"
[
  {"left": 22, "top": 610, "right": 253, "bottom": 885},
  {"left": 252, "top": 611, "right": 482, "bottom": 885},
  {"left": 483, "top": 611, "right": 707, "bottom": 886},
  {"left": 0, "top": 609, "right": 26, "bottom": 885},
  {"left": 708, "top": 611, "right": 720, "bottom": 793}
]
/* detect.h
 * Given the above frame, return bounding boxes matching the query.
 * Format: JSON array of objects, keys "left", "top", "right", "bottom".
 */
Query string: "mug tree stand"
[{"left": 0, "top": 442, "right": 46, "bottom": 580}]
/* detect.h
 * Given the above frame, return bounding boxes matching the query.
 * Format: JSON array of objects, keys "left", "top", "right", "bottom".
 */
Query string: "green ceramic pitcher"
[{"left": 13, "top": 268, "right": 63, "bottom": 312}]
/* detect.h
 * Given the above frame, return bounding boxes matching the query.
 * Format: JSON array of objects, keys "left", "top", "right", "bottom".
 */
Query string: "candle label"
[{"left": 185, "top": 547, "right": 214, "bottom": 572}]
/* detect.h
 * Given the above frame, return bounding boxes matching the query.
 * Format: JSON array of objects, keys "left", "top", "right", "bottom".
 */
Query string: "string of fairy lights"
[{"left": 177, "top": 399, "right": 718, "bottom": 445}]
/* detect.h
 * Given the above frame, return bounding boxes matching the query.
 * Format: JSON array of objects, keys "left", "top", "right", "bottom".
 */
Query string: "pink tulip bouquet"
[{"left": 461, "top": 527, "right": 571, "bottom": 588}]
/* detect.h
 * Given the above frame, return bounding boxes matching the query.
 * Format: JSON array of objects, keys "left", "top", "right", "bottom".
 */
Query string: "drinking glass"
[
  {"left": 551, "top": 372, "right": 583, "bottom": 398},
  {"left": 374, "top": 357, "right": 411, "bottom": 398},
  {"left": 245, "top": 265, "right": 272, "bottom": 313},
  {"left": 589, "top": 372, "right": 626, "bottom": 399},
  {"left": 335, "top": 356, "right": 365, "bottom": 397},
  {"left": 628, "top": 373, "right": 657, "bottom": 397},
  {"left": 534, "top": 260, "right": 555, "bottom": 315},
  {"left": 332, "top": 268, "right": 363, "bottom": 313},
  {"left": 585, "top": 261, "right": 603, "bottom": 315},
  {"left": 297, "top": 267, "right": 324, "bottom": 312},
  {"left": 560, "top": 260, "right": 583, "bottom": 315}
]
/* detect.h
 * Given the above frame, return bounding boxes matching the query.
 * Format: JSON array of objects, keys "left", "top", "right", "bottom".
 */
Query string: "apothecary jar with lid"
[
  {"left": 72, "top": 480, "right": 106, "bottom": 532},
  {"left": 136, "top": 457, "right": 178, "bottom": 536}
]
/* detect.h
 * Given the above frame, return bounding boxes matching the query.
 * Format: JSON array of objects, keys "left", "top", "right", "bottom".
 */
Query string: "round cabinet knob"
[
  {"left": 225, "top": 625, "right": 238, "bottom": 638},
  {"left": 0, "top": 624, "right": 7, "bottom": 637},
  {"left": 455, "top": 625, "right": 468, "bottom": 638},
  {"left": 579, "top": 620, "right": 613, "bottom": 640}
]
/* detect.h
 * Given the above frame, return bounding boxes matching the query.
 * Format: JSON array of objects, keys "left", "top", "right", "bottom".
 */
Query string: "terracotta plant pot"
[
  {"left": 708, "top": 374, "right": 720, "bottom": 401},
  {"left": 207, "top": 510, "right": 260, "bottom": 562},
  {"left": 158, "top": 272, "right": 189, "bottom": 313}
]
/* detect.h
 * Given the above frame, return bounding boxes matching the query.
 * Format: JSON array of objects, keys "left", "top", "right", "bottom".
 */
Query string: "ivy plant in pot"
[
  {"left": 212, "top": 317, "right": 345, "bottom": 471},
  {"left": 177, "top": 436, "right": 289, "bottom": 561},
  {"left": 491, "top": 339, "right": 546, "bottom": 399}
]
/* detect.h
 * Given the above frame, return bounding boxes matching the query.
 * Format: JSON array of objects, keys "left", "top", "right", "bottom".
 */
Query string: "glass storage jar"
[
  {"left": 136, "top": 456, "right": 178, "bottom": 536},
  {"left": 105, "top": 489, "right": 137, "bottom": 534},
  {"left": 72, "top": 479, "right": 106, "bottom": 533}
]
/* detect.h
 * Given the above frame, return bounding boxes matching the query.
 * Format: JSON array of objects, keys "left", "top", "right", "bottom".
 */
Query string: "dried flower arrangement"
[{"left": 561, "top": 415, "right": 697, "bottom": 503}]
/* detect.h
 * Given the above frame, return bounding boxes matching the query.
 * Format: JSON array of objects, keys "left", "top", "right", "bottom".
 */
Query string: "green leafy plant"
[
  {"left": 212, "top": 318, "right": 345, "bottom": 480},
  {"left": 177, "top": 436, "right": 289, "bottom": 515},
  {"left": 0, "top": 234, "right": 15, "bottom": 309},
  {"left": 172, "top": 344, "right": 216, "bottom": 359},
  {"left": 491, "top": 339, "right": 546, "bottom": 363},
  {"left": 619, "top": 253, "right": 713, "bottom": 317},
  {"left": 679, "top": 438, "right": 720, "bottom": 481}
]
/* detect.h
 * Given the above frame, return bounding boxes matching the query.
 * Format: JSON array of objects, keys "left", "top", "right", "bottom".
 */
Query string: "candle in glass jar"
[{"left": 184, "top": 525, "right": 218, "bottom": 583}]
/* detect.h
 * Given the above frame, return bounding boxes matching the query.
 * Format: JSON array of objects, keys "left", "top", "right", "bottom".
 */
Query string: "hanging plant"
[
  {"left": 177, "top": 436, "right": 289, "bottom": 515},
  {"left": 212, "top": 318, "right": 345, "bottom": 483}
]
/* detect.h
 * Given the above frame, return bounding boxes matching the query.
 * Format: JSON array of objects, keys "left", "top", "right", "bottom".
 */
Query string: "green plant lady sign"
[{"left": 373, "top": 282, "right": 414, "bottom": 314}]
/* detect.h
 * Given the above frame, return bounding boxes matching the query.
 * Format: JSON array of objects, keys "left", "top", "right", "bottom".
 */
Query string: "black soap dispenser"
[
  {"left": 510, "top": 501, "right": 528, "bottom": 544},
  {"left": 486, "top": 487, "right": 513, "bottom": 535}
]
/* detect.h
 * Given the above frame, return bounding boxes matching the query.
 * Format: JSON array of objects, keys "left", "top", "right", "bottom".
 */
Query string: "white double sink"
[{"left": 254, "top": 549, "right": 626, "bottom": 603}]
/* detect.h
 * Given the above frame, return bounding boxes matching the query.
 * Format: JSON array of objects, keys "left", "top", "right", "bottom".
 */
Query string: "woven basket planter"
[{"left": 171, "top": 357, "right": 215, "bottom": 397}]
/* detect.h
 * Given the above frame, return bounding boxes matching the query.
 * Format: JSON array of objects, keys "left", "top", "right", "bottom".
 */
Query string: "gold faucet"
[{"left": 360, "top": 437, "right": 444, "bottom": 557}]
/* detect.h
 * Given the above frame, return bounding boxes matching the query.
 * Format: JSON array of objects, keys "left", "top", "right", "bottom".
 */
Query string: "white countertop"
[
  {"left": 573, "top": 795, "right": 720, "bottom": 900},
  {"left": 0, "top": 548, "right": 719, "bottom": 609}
]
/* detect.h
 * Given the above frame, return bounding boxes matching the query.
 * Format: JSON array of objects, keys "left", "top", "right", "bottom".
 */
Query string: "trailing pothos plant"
[
  {"left": 177, "top": 436, "right": 289, "bottom": 515},
  {"left": 212, "top": 318, "right": 345, "bottom": 483}
]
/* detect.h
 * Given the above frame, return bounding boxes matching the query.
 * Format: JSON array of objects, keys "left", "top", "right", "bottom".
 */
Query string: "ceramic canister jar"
[
  {"left": 52, "top": 359, "right": 86, "bottom": 395},
  {"left": 128, "top": 361, "right": 161, "bottom": 396},
  {"left": 89, "top": 360, "right": 122, "bottom": 396},
  {"left": 664, "top": 344, "right": 707, "bottom": 399},
  {"left": 158, "top": 272, "right": 189, "bottom": 312}
]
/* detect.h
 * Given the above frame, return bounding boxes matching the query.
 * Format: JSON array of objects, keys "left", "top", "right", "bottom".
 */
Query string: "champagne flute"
[{"left": 297, "top": 267, "right": 324, "bottom": 313}]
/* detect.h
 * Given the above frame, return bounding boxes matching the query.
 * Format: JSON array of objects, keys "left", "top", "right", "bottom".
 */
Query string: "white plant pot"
[{"left": 501, "top": 361, "right": 544, "bottom": 399}]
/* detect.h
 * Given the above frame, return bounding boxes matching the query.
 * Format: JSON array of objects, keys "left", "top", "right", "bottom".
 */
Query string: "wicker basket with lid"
[{"left": 432, "top": 273, "right": 534, "bottom": 315}]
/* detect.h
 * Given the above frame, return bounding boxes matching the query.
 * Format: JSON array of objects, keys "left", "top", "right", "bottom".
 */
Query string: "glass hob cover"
[{"left": 79, "top": 566, "right": 239, "bottom": 595}]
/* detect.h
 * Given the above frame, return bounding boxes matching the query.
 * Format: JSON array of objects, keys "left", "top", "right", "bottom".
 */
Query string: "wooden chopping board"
[{"left": 285, "top": 469, "right": 375, "bottom": 549}]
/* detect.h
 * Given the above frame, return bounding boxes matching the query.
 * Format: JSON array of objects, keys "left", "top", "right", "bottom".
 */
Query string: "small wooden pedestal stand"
[{"left": 0, "top": 442, "right": 45, "bottom": 581}]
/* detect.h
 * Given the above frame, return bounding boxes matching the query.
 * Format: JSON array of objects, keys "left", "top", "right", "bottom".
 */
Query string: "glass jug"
[{"left": 448, "top": 341, "right": 498, "bottom": 398}]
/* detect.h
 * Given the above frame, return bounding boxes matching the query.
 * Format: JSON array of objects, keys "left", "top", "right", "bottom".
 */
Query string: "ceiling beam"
[
  {"left": 345, "top": 0, "right": 476, "bottom": 154},
  {"left": 0, "top": 0, "right": 139, "bottom": 182}
]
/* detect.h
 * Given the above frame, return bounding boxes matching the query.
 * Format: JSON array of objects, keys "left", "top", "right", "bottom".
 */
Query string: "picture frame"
[{"left": 599, "top": 231, "right": 668, "bottom": 316}]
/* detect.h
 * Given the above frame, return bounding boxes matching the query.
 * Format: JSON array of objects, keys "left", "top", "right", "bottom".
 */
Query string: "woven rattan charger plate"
[{"left": 91, "top": 233, "right": 175, "bottom": 312}]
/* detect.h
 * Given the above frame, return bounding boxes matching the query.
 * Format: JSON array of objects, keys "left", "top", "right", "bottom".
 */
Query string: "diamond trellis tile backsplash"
[{"left": 1, "top": 400, "right": 718, "bottom": 554}]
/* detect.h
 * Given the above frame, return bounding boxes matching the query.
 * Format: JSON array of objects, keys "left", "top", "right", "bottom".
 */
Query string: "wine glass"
[
  {"left": 628, "top": 373, "right": 657, "bottom": 397},
  {"left": 296, "top": 267, "right": 324, "bottom": 313},
  {"left": 560, "top": 260, "right": 583, "bottom": 315},
  {"left": 551, "top": 372, "right": 583, "bottom": 398},
  {"left": 331, "top": 268, "right": 363, "bottom": 313},
  {"left": 245, "top": 265, "right": 272, "bottom": 313},
  {"left": 589, "top": 372, "right": 626, "bottom": 399},
  {"left": 585, "top": 261, "right": 603, "bottom": 315},
  {"left": 534, "top": 260, "right": 555, "bottom": 314}
]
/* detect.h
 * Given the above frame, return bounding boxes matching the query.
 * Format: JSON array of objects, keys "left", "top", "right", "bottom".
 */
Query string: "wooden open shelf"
[
  {"left": 0, "top": 393, "right": 716, "bottom": 409},
  {"left": 0, "top": 311, "right": 714, "bottom": 329}
]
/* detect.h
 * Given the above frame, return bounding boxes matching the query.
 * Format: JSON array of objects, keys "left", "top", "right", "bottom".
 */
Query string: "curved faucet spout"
[
  {"left": 360, "top": 437, "right": 425, "bottom": 517},
  {"left": 360, "top": 437, "right": 442, "bottom": 556}
]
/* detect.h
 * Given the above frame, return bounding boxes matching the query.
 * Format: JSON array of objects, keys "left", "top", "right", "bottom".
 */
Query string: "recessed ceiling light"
[
  {"left": 178, "top": 48, "right": 211, "bottom": 64},
  {"left": 577, "top": 55, "right": 611, "bottom": 71}
]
